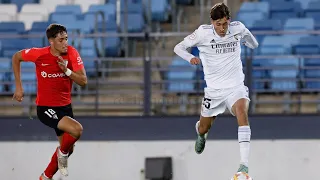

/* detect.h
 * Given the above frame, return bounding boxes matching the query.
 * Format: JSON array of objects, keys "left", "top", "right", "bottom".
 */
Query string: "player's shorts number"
[
  {"left": 203, "top": 98, "right": 211, "bottom": 109},
  {"left": 44, "top": 109, "right": 56, "bottom": 118}
]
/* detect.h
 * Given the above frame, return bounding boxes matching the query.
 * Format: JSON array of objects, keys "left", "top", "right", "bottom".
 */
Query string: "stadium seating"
[
  {"left": 167, "top": 56, "right": 196, "bottom": 93},
  {"left": 0, "top": 58, "right": 11, "bottom": 93},
  {"left": 270, "top": 57, "right": 302, "bottom": 91},
  {"left": 2, "top": 0, "right": 320, "bottom": 95},
  {"left": 234, "top": 0, "right": 320, "bottom": 92}
]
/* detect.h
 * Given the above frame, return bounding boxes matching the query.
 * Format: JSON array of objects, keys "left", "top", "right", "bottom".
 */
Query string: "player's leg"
[
  {"left": 232, "top": 98, "right": 250, "bottom": 173},
  {"left": 195, "top": 94, "right": 226, "bottom": 154},
  {"left": 40, "top": 133, "right": 76, "bottom": 180},
  {"left": 40, "top": 146, "right": 58, "bottom": 180},
  {"left": 56, "top": 116, "right": 83, "bottom": 176},
  {"left": 57, "top": 135, "right": 75, "bottom": 157},
  {"left": 195, "top": 115, "right": 216, "bottom": 154},
  {"left": 227, "top": 85, "right": 251, "bottom": 173},
  {"left": 37, "top": 106, "right": 61, "bottom": 180}
]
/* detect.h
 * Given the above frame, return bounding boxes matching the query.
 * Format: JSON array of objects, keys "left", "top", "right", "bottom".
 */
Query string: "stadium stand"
[{"left": 2, "top": 0, "right": 320, "bottom": 115}]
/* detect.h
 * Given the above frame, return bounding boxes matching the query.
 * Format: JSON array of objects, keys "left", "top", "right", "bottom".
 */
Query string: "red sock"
[
  {"left": 60, "top": 133, "right": 78, "bottom": 154},
  {"left": 44, "top": 149, "right": 58, "bottom": 178}
]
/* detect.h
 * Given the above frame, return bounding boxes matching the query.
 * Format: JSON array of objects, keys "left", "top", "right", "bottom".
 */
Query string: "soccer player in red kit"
[{"left": 12, "top": 24, "right": 87, "bottom": 180}]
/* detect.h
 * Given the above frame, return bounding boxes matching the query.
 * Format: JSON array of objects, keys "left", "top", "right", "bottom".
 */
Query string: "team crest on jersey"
[{"left": 189, "top": 31, "right": 197, "bottom": 40}]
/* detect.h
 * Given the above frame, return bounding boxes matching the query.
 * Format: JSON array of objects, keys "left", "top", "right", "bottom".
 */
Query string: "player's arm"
[
  {"left": 57, "top": 56, "right": 87, "bottom": 87},
  {"left": 12, "top": 49, "right": 38, "bottom": 102},
  {"left": 173, "top": 27, "right": 203, "bottom": 65},
  {"left": 57, "top": 48, "right": 87, "bottom": 87},
  {"left": 241, "top": 25, "right": 259, "bottom": 49},
  {"left": 12, "top": 51, "right": 24, "bottom": 101}
]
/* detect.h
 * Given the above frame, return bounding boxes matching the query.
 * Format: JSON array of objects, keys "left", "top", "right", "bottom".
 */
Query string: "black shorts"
[{"left": 37, "top": 104, "right": 74, "bottom": 136}]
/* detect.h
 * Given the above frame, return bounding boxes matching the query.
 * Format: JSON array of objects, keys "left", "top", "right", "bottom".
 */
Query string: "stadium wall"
[{"left": 0, "top": 115, "right": 319, "bottom": 180}]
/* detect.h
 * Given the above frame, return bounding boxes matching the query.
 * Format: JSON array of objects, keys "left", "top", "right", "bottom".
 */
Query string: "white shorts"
[{"left": 200, "top": 84, "right": 250, "bottom": 117}]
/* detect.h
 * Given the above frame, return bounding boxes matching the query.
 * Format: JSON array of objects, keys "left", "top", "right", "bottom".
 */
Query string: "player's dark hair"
[
  {"left": 210, "top": 3, "right": 231, "bottom": 21},
  {"left": 46, "top": 23, "right": 67, "bottom": 39}
]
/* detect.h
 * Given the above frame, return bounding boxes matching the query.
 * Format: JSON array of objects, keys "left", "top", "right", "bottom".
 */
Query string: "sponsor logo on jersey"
[{"left": 41, "top": 71, "right": 66, "bottom": 78}]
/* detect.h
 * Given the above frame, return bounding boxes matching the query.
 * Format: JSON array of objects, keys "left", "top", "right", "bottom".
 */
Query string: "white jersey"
[{"left": 174, "top": 21, "right": 258, "bottom": 89}]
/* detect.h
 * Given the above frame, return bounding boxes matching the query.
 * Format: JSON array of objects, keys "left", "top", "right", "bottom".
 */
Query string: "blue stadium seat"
[
  {"left": 55, "top": 5, "right": 82, "bottom": 15},
  {"left": 250, "top": 19, "right": 283, "bottom": 43},
  {"left": 10, "top": 62, "right": 36, "bottom": 93},
  {"left": 97, "top": 20, "right": 118, "bottom": 31},
  {"left": 281, "top": 18, "right": 315, "bottom": 49},
  {"left": 293, "top": 36, "right": 320, "bottom": 54},
  {"left": 79, "top": 38, "right": 97, "bottom": 77},
  {"left": 304, "top": 2, "right": 320, "bottom": 30},
  {"left": 30, "top": 21, "right": 50, "bottom": 32},
  {"left": 80, "top": 12, "right": 105, "bottom": 33},
  {"left": 303, "top": 58, "right": 320, "bottom": 89},
  {"left": 282, "top": 34, "right": 310, "bottom": 48},
  {"left": 259, "top": 36, "right": 290, "bottom": 55},
  {"left": 88, "top": 4, "right": 116, "bottom": 20},
  {"left": 1, "top": 39, "right": 30, "bottom": 57},
  {"left": 295, "top": 0, "right": 317, "bottom": 9},
  {"left": 283, "top": 18, "right": 314, "bottom": 30},
  {"left": 251, "top": 58, "right": 270, "bottom": 90},
  {"left": 49, "top": 13, "right": 77, "bottom": 25},
  {"left": 167, "top": 56, "right": 195, "bottom": 93},
  {"left": 151, "top": 0, "right": 170, "bottom": 22},
  {"left": 110, "top": 0, "right": 143, "bottom": 14},
  {"left": 121, "top": 13, "right": 145, "bottom": 32},
  {"left": 0, "top": 22, "right": 25, "bottom": 34},
  {"left": 95, "top": 31, "right": 121, "bottom": 57},
  {"left": 269, "top": 57, "right": 301, "bottom": 91},
  {"left": 10, "top": 0, "right": 38, "bottom": 12},
  {"left": 304, "top": 58, "right": 320, "bottom": 66},
  {"left": 270, "top": 1, "right": 302, "bottom": 22},
  {"left": 236, "top": 12, "right": 266, "bottom": 28},
  {"left": 28, "top": 22, "right": 48, "bottom": 47},
  {"left": 238, "top": 2, "right": 270, "bottom": 17},
  {"left": 251, "top": 19, "right": 282, "bottom": 31},
  {"left": 0, "top": 58, "right": 11, "bottom": 92},
  {"left": 252, "top": 70, "right": 267, "bottom": 90}
]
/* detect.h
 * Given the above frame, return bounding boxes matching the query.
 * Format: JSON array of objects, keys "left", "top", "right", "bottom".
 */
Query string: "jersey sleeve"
[
  {"left": 182, "top": 26, "right": 205, "bottom": 47},
  {"left": 21, "top": 48, "right": 41, "bottom": 62},
  {"left": 237, "top": 21, "right": 259, "bottom": 49},
  {"left": 69, "top": 47, "right": 84, "bottom": 71},
  {"left": 173, "top": 25, "right": 205, "bottom": 62}
]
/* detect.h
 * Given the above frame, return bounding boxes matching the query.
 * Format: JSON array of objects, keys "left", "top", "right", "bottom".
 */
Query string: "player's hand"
[
  {"left": 57, "top": 56, "right": 68, "bottom": 72},
  {"left": 13, "top": 87, "right": 24, "bottom": 102},
  {"left": 190, "top": 57, "right": 201, "bottom": 65}
]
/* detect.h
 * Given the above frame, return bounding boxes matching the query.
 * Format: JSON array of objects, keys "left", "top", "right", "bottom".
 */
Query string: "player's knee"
[
  {"left": 71, "top": 123, "right": 83, "bottom": 138},
  {"left": 75, "top": 123, "right": 83, "bottom": 137}
]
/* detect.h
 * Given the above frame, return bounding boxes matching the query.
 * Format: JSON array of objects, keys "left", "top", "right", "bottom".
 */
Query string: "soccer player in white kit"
[{"left": 173, "top": 3, "right": 258, "bottom": 174}]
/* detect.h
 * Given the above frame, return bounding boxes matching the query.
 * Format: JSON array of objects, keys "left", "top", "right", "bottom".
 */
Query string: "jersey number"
[
  {"left": 44, "top": 109, "right": 56, "bottom": 118},
  {"left": 203, "top": 98, "right": 211, "bottom": 109}
]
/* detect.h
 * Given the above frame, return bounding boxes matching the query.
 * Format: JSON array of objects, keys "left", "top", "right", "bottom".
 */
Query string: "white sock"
[{"left": 238, "top": 126, "right": 251, "bottom": 167}]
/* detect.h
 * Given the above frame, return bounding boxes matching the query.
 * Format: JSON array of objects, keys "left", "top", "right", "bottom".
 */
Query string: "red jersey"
[{"left": 21, "top": 46, "right": 84, "bottom": 106}]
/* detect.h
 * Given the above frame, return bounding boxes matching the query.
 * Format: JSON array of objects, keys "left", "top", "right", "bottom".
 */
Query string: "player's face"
[
  {"left": 212, "top": 17, "right": 229, "bottom": 37},
  {"left": 51, "top": 32, "right": 68, "bottom": 54}
]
